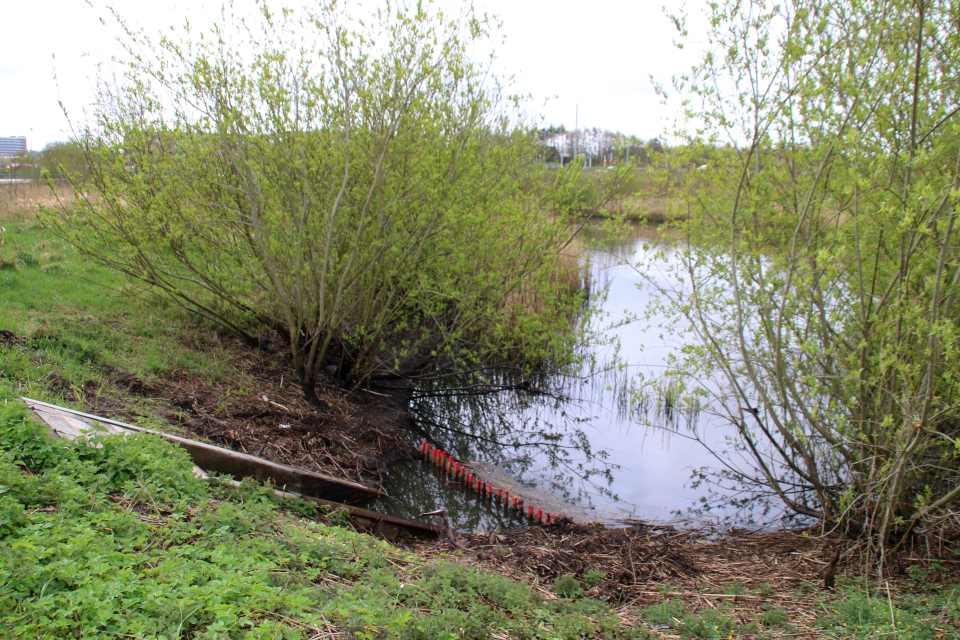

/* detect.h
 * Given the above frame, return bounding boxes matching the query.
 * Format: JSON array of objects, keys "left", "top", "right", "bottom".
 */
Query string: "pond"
[{"left": 366, "top": 224, "right": 779, "bottom": 531}]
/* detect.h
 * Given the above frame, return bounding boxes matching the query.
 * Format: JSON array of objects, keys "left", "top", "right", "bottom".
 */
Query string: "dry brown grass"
[
  {"left": 503, "top": 234, "right": 587, "bottom": 317},
  {"left": 601, "top": 194, "right": 687, "bottom": 223},
  {"left": 0, "top": 181, "right": 73, "bottom": 226}
]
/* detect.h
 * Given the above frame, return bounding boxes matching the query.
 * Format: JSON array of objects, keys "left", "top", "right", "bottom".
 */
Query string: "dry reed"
[{"left": 0, "top": 181, "right": 73, "bottom": 225}]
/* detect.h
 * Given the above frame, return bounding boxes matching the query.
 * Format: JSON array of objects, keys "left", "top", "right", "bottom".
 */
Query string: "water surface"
[{"left": 369, "top": 224, "right": 768, "bottom": 531}]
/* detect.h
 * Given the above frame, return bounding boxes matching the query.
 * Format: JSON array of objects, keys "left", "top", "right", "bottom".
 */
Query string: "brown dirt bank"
[
  {"left": 408, "top": 520, "right": 960, "bottom": 638},
  {"left": 16, "top": 326, "right": 418, "bottom": 488}
]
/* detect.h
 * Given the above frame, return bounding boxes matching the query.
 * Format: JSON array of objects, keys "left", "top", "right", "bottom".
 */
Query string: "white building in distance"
[{"left": 0, "top": 137, "right": 28, "bottom": 157}]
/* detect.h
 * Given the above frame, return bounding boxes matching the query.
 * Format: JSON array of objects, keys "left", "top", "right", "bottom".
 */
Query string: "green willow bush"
[
  {"left": 44, "top": 0, "right": 584, "bottom": 404},
  {"left": 641, "top": 0, "right": 960, "bottom": 561}
]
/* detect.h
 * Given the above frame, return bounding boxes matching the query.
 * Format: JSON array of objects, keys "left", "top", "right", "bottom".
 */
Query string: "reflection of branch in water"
[
  {"left": 411, "top": 413, "right": 606, "bottom": 453},
  {"left": 412, "top": 383, "right": 570, "bottom": 403},
  {"left": 407, "top": 368, "right": 623, "bottom": 508}
]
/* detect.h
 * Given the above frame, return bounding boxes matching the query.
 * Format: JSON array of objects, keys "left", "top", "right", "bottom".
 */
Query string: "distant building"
[{"left": 0, "top": 136, "right": 28, "bottom": 157}]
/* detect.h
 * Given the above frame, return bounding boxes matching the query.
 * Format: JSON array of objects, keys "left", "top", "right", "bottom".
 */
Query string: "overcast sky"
[{"left": 2, "top": 0, "right": 705, "bottom": 150}]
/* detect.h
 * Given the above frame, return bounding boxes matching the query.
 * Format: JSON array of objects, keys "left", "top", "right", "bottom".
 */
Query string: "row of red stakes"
[{"left": 421, "top": 441, "right": 557, "bottom": 525}]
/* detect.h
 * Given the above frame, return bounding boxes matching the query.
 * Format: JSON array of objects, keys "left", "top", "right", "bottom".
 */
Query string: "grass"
[{"left": 0, "top": 184, "right": 251, "bottom": 414}]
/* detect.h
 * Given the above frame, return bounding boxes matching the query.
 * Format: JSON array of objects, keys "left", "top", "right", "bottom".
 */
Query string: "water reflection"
[
  {"left": 369, "top": 461, "right": 532, "bottom": 532},
  {"left": 371, "top": 223, "right": 787, "bottom": 531}
]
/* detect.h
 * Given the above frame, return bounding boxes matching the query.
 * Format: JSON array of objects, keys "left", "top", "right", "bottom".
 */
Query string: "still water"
[{"left": 367, "top": 224, "right": 766, "bottom": 531}]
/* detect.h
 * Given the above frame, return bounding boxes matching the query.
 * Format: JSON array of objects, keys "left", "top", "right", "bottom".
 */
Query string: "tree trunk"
[{"left": 301, "top": 372, "right": 321, "bottom": 407}]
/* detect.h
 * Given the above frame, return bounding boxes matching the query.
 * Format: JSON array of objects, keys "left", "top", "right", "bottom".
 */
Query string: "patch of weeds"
[
  {"left": 753, "top": 581, "right": 774, "bottom": 597},
  {"left": 16, "top": 252, "right": 38, "bottom": 267},
  {"left": 282, "top": 495, "right": 319, "bottom": 517},
  {"left": 723, "top": 580, "right": 747, "bottom": 595},
  {"left": 328, "top": 506, "right": 351, "bottom": 527},
  {"left": 0, "top": 252, "right": 18, "bottom": 270},
  {"left": 907, "top": 565, "right": 936, "bottom": 591},
  {"left": 677, "top": 606, "right": 740, "bottom": 639},
  {"left": 642, "top": 598, "right": 686, "bottom": 626},
  {"left": 553, "top": 573, "right": 585, "bottom": 598},
  {"left": 582, "top": 568, "right": 606, "bottom": 588},
  {"left": 40, "top": 263, "right": 66, "bottom": 275},
  {"left": 815, "top": 583, "right": 960, "bottom": 639},
  {"left": 759, "top": 605, "right": 789, "bottom": 627}
]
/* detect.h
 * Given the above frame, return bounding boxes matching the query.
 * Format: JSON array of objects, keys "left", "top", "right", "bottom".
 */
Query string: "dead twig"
[{"left": 418, "top": 509, "right": 469, "bottom": 550}]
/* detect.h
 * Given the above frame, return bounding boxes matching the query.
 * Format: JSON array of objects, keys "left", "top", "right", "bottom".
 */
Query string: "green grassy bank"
[{"left": 1, "top": 185, "right": 246, "bottom": 409}]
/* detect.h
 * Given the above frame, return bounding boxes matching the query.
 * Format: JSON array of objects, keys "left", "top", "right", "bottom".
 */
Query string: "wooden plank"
[
  {"left": 31, "top": 405, "right": 127, "bottom": 442},
  {"left": 23, "top": 398, "right": 439, "bottom": 540},
  {"left": 22, "top": 397, "right": 380, "bottom": 504},
  {"left": 273, "top": 491, "right": 441, "bottom": 540}
]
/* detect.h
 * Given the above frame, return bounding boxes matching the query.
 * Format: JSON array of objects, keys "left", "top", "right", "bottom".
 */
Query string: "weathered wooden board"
[
  {"left": 23, "top": 397, "right": 379, "bottom": 503},
  {"left": 21, "top": 397, "right": 440, "bottom": 539}
]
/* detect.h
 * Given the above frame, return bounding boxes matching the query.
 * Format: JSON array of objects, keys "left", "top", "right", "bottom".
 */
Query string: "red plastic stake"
[
  {"left": 467, "top": 473, "right": 473, "bottom": 486},
  {"left": 453, "top": 461, "right": 460, "bottom": 476},
  {"left": 528, "top": 505, "right": 534, "bottom": 518},
  {"left": 512, "top": 496, "right": 518, "bottom": 508},
  {"left": 497, "top": 488, "right": 502, "bottom": 502},
  {"left": 537, "top": 509, "right": 543, "bottom": 523}
]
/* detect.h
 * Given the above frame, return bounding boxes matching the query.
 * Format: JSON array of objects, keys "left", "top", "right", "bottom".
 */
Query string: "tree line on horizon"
[{"left": 535, "top": 126, "right": 664, "bottom": 168}]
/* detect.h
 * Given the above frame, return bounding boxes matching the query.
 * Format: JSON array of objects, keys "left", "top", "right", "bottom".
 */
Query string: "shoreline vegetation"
[
  {"left": 4, "top": 181, "right": 960, "bottom": 638},
  {"left": 4, "top": 0, "right": 960, "bottom": 631}
]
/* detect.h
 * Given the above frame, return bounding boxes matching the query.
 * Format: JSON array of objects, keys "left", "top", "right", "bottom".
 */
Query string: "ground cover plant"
[{"left": 0, "top": 397, "right": 642, "bottom": 639}]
